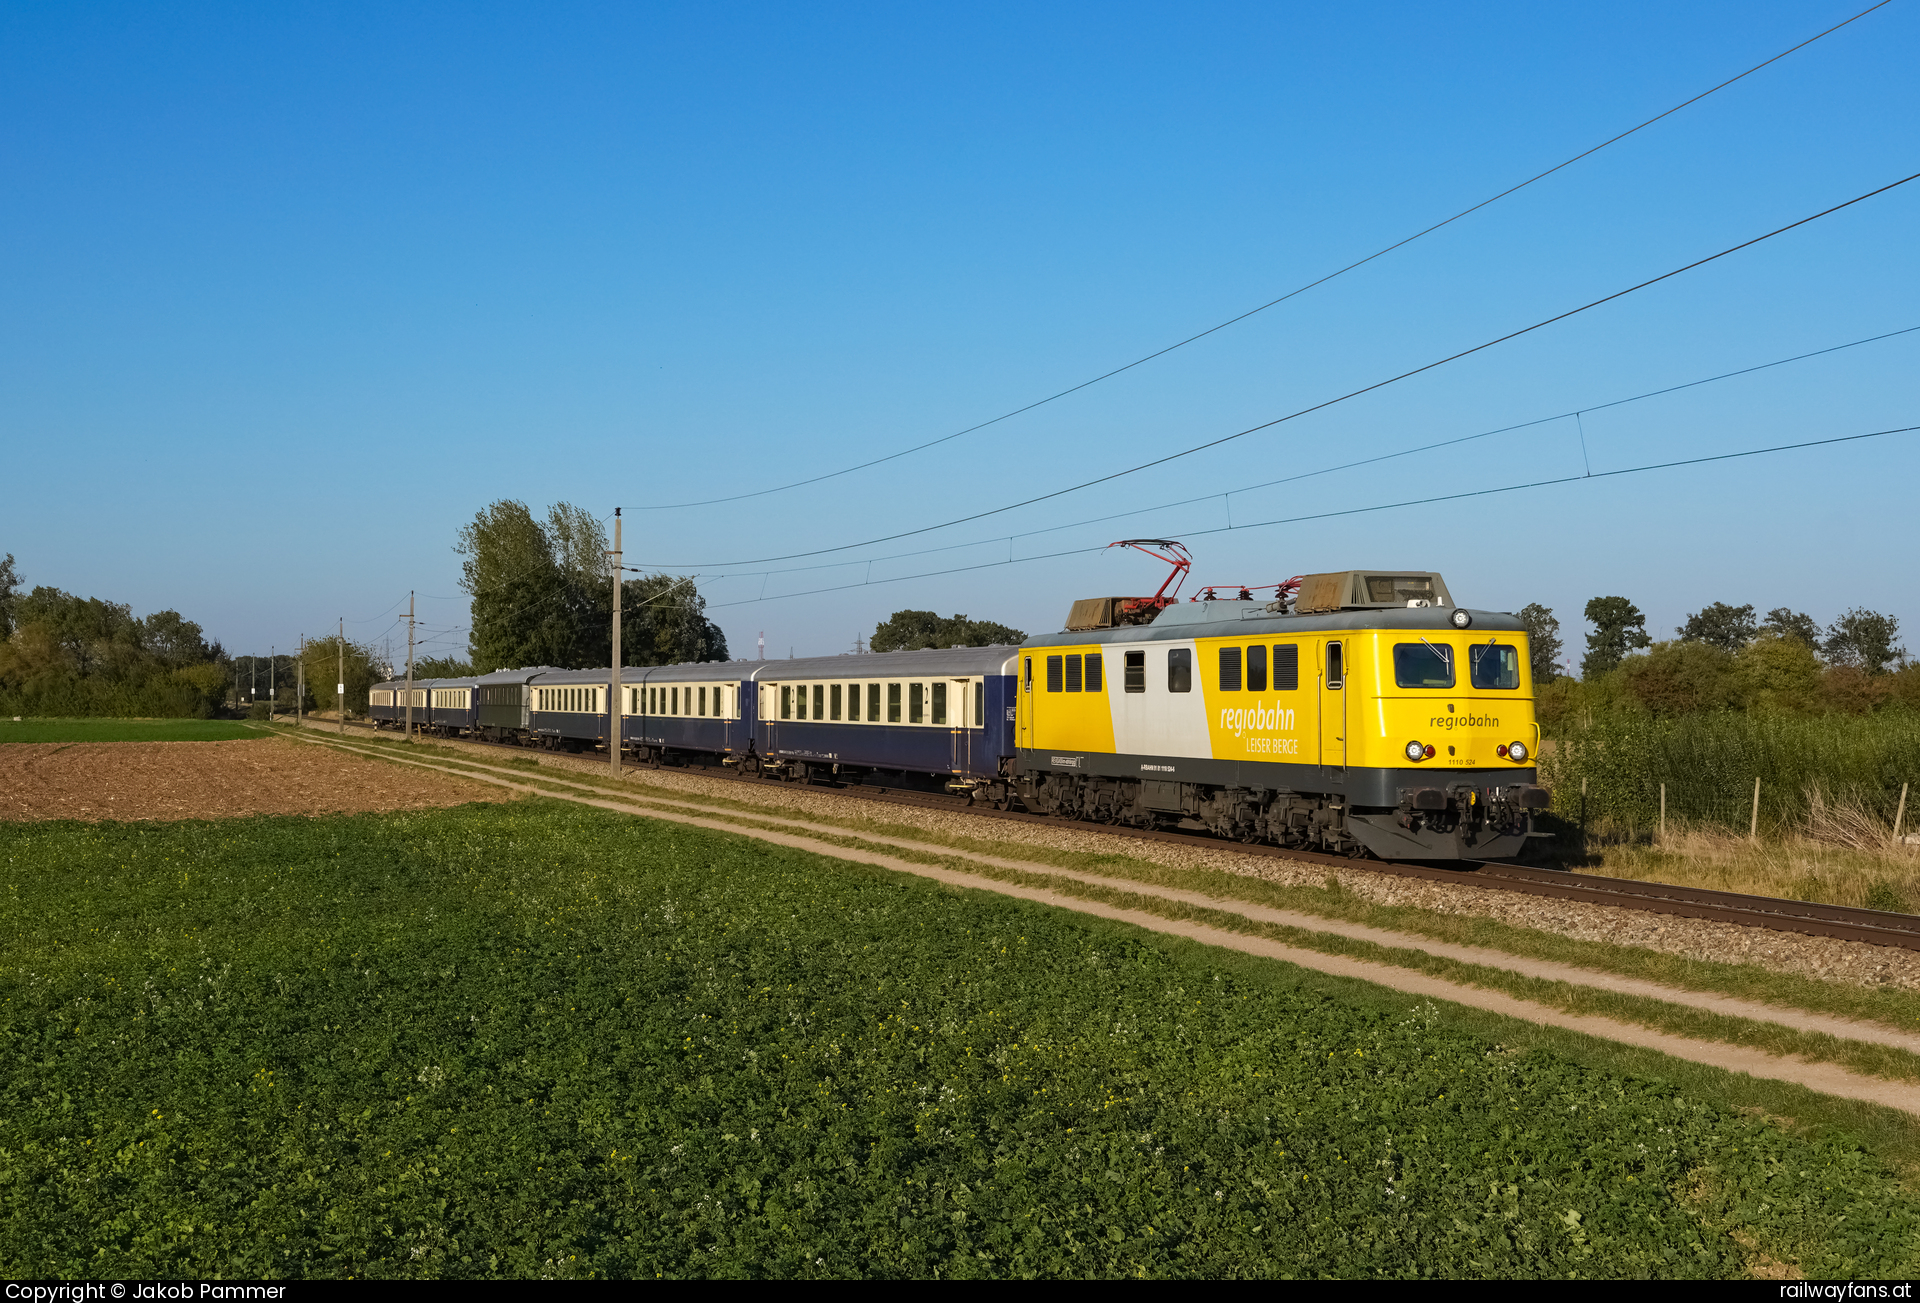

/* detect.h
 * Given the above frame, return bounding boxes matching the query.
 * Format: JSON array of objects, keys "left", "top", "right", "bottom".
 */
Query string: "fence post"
[
  {"left": 1750, "top": 775, "right": 1761, "bottom": 843},
  {"left": 1659, "top": 783, "right": 1666, "bottom": 847},
  {"left": 1896, "top": 782, "right": 1910, "bottom": 841}
]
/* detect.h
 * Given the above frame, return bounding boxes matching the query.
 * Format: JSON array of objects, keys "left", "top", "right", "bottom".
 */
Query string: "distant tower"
[
  {"left": 854, "top": 634, "right": 866, "bottom": 654},
  {"left": 757, "top": 631, "right": 765, "bottom": 661}
]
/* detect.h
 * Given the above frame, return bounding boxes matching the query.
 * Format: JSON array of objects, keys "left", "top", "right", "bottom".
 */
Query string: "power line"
[
  {"left": 631, "top": 1, "right": 1896, "bottom": 513},
  {"left": 708, "top": 422, "right": 1918, "bottom": 608},
  {"left": 646, "top": 322, "right": 1919, "bottom": 581},
  {"left": 652, "top": 172, "right": 1920, "bottom": 570}
]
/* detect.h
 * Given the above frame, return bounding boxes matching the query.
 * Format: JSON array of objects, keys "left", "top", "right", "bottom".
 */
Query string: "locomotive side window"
[
  {"left": 888, "top": 683, "right": 902, "bottom": 722},
  {"left": 869, "top": 683, "right": 881, "bottom": 721},
  {"left": 1023, "top": 657, "right": 1032, "bottom": 692},
  {"left": 1085, "top": 654, "right": 1103, "bottom": 693},
  {"left": 1274, "top": 643, "right": 1302, "bottom": 691},
  {"left": 909, "top": 683, "right": 924, "bottom": 723},
  {"left": 1124, "top": 650, "right": 1145, "bottom": 693},
  {"left": 1065, "top": 654, "right": 1082, "bottom": 692},
  {"left": 1167, "top": 648, "right": 1192, "bottom": 693},
  {"left": 1046, "top": 656, "right": 1063, "bottom": 692},
  {"left": 1392, "top": 643, "right": 1453, "bottom": 688},
  {"left": 1470, "top": 643, "right": 1521, "bottom": 690},
  {"left": 932, "top": 682, "right": 947, "bottom": 724},
  {"left": 1247, "top": 645, "right": 1267, "bottom": 692},
  {"left": 1218, "top": 646, "right": 1242, "bottom": 691},
  {"left": 1326, "top": 642, "right": 1344, "bottom": 689}
]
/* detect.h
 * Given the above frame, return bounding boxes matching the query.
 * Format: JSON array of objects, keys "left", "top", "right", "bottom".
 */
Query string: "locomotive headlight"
[
  {"left": 1507, "top": 740, "right": 1529, "bottom": 762},
  {"left": 1405, "top": 740, "right": 1427, "bottom": 762},
  {"left": 1450, "top": 608, "right": 1473, "bottom": 629}
]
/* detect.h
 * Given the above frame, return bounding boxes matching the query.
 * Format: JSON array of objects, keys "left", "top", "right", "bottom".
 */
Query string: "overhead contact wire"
[
  {"left": 658, "top": 171, "right": 1920, "bottom": 570},
  {"left": 633, "top": 0, "right": 1896, "bottom": 512}
]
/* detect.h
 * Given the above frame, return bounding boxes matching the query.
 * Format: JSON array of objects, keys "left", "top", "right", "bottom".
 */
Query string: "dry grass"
[{"left": 1565, "top": 789, "right": 1920, "bottom": 911}]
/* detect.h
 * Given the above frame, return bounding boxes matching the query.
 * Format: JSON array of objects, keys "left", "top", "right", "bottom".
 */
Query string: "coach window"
[
  {"left": 1046, "top": 655, "right": 1063, "bottom": 692},
  {"left": 1065, "top": 654, "right": 1082, "bottom": 692},
  {"left": 868, "top": 683, "right": 881, "bottom": 721},
  {"left": 781, "top": 685, "right": 792, "bottom": 719},
  {"left": 1218, "top": 646, "right": 1242, "bottom": 691},
  {"left": 888, "top": 683, "right": 902, "bottom": 722},
  {"left": 830, "top": 683, "right": 842, "bottom": 720},
  {"left": 931, "top": 682, "right": 947, "bottom": 724},
  {"left": 974, "top": 679, "right": 986, "bottom": 725},
  {"left": 1248, "top": 645, "right": 1267, "bottom": 693},
  {"left": 1085, "top": 653, "right": 1103, "bottom": 693},
  {"left": 812, "top": 684, "right": 824, "bottom": 719},
  {"left": 909, "top": 682, "right": 925, "bottom": 723},
  {"left": 1124, "top": 650, "right": 1145, "bottom": 693},
  {"left": 1326, "top": 642, "right": 1345, "bottom": 690},
  {"left": 1167, "top": 647, "right": 1192, "bottom": 693}
]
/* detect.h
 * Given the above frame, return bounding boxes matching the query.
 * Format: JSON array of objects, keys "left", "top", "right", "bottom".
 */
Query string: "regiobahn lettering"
[{"left": 1430, "top": 711, "right": 1500, "bottom": 730}]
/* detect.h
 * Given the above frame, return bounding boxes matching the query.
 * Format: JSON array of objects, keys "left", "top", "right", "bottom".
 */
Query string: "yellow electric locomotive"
[{"left": 1009, "top": 569, "right": 1550, "bottom": 860}]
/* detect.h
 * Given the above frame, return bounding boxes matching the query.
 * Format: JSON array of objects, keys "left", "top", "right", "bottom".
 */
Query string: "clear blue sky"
[{"left": 4, "top": 1, "right": 1915, "bottom": 669}]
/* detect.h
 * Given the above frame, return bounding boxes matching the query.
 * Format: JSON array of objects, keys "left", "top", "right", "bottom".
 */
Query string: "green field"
[
  {"left": 0, "top": 717, "right": 263, "bottom": 743},
  {"left": 2, "top": 802, "right": 1915, "bottom": 1278}
]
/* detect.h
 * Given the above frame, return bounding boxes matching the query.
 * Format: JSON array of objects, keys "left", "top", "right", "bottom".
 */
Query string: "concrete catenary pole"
[
  {"left": 611, "top": 508, "right": 622, "bottom": 777},
  {"left": 269, "top": 646, "right": 275, "bottom": 721},
  {"left": 338, "top": 618, "right": 345, "bottom": 735},
  {"left": 296, "top": 635, "right": 304, "bottom": 727},
  {"left": 405, "top": 591, "right": 415, "bottom": 743}
]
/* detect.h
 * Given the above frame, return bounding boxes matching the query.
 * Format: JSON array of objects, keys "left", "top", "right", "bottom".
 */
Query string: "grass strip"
[{"left": 6, "top": 717, "right": 262, "bottom": 743}]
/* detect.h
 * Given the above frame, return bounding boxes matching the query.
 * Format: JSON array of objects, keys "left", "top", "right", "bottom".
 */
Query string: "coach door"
[
  {"left": 949, "top": 678, "right": 972, "bottom": 774},
  {"left": 1320, "top": 640, "right": 1346, "bottom": 773}
]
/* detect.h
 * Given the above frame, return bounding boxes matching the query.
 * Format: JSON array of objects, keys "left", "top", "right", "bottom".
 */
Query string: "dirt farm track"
[{"left": 0, "top": 737, "right": 506, "bottom": 822}]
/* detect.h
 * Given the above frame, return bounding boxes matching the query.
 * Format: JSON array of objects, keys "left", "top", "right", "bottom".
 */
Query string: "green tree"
[
  {"left": 0, "top": 553, "right": 18, "bottom": 639},
  {"left": 456, "top": 500, "right": 726, "bottom": 672},
  {"left": 1621, "top": 641, "right": 1737, "bottom": 717},
  {"left": 299, "top": 635, "right": 382, "bottom": 716},
  {"left": 1823, "top": 608, "right": 1905, "bottom": 675},
  {"left": 871, "top": 610, "right": 1028, "bottom": 653},
  {"left": 1676, "top": 601, "right": 1755, "bottom": 651},
  {"left": 409, "top": 655, "right": 474, "bottom": 679},
  {"left": 1762, "top": 607, "right": 1821, "bottom": 649},
  {"left": 1733, "top": 634, "right": 1822, "bottom": 711},
  {"left": 1580, "top": 596, "right": 1651, "bottom": 680},
  {"left": 1515, "top": 603, "right": 1562, "bottom": 685}
]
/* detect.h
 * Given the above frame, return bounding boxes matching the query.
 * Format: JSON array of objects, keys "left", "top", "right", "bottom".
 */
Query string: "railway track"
[{"left": 292, "top": 717, "right": 1920, "bottom": 954}]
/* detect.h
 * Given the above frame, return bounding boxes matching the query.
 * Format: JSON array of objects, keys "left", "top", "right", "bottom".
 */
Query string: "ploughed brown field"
[{"left": 0, "top": 738, "right": 509, "bottom": 822}]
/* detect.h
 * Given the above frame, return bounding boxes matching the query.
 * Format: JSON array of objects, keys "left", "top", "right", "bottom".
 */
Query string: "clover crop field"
[
  {"left": 3, "top": 802, "right": 1916, "bottom": 1278},
  {"left": 0, "top": 718, "right": 261, "bottom": 744}
]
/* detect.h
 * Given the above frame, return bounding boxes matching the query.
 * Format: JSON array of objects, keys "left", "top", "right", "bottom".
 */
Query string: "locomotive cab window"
[
  {"left": 1470, "top": 642, "right": 1521, "bottom": 690},
  {"left": 1124, "top": 650, "right": 1145, "bottom": 693},
  {"left": 1326, "top": 642, "right": 1344, "bottom": 689},
  {"left": 1167, "top": 647, "right": 1192, "bottom": 693},
  {"left": 1393, "top": 643, "right": 1455, "bottom": 689}
]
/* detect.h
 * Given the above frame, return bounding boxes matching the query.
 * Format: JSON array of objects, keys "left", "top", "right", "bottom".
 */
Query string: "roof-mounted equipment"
[
  {"left": 1284, "top": 571, "right": 1453, "bottom": 614},
  {"left": 1065, "top": 540, "right": 1192, "bottom": 631}
]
